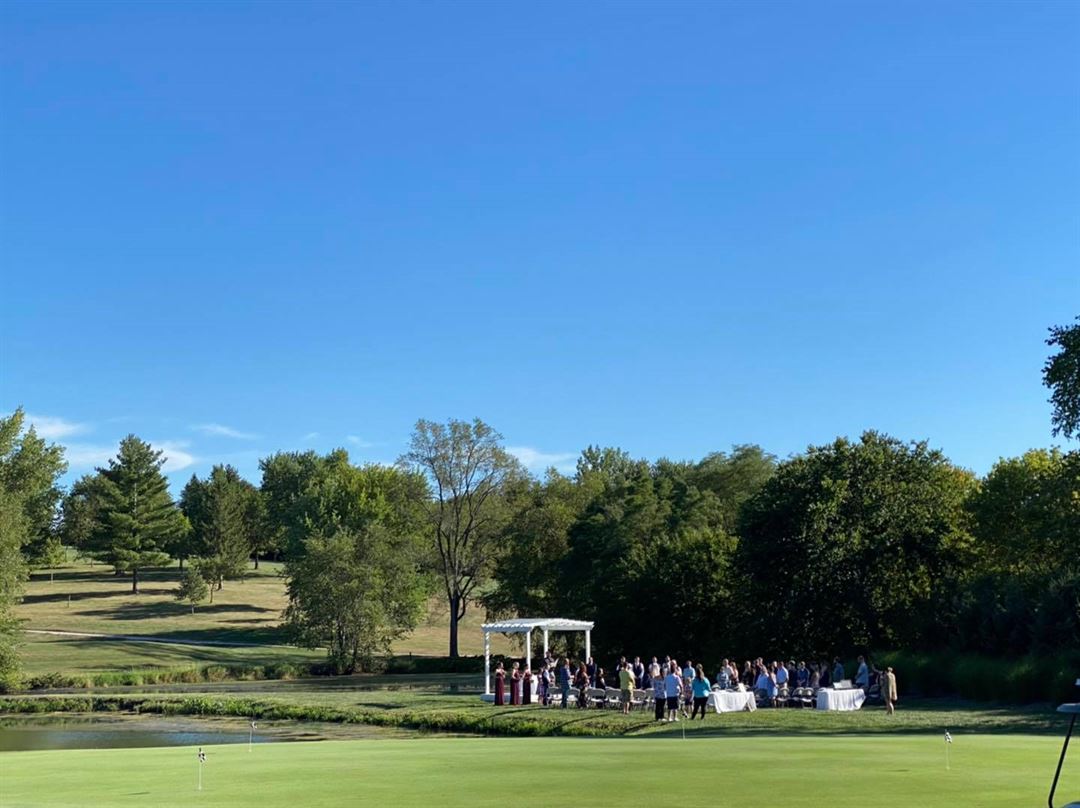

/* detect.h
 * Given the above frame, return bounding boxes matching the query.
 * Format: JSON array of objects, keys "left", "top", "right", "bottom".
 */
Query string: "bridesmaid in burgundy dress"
[
  {"left": 510, "top": 662, "right": 521, "bottom": 706},
  {"left": 494, "top": 662, "right": 506, "bottom": 706},
  {"left": 522, "top": 667, "right": 533, "bottom": 705}
]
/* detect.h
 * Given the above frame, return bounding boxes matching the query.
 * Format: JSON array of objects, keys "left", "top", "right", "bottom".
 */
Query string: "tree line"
[{"left": 0, "top": 316, "right": 1076, "bottom": 686}]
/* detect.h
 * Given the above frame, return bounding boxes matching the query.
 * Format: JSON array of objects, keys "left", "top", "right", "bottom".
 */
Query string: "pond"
[{"left": 0, "top": 714, "right": 426, "bottom": 752}]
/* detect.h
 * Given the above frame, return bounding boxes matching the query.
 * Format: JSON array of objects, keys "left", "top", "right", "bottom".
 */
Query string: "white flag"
[
  {"left": 251, "top": 721, "right": 257, "bottom": 730},
  {"left": 944, "top": 731, "right": 952, "bottom": 744},
  {"left": 198, "top": 748, "right": 207, "bottom": 762}
]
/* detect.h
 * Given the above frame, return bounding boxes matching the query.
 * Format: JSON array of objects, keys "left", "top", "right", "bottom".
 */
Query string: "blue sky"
[{"left": 2, "top": 1, "right": 1078, "bottom": 489}]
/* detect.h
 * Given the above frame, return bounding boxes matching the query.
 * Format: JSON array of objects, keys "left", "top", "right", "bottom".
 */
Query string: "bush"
[{"left": 875, "top": 649, "right": 1080, "bottom": 703}]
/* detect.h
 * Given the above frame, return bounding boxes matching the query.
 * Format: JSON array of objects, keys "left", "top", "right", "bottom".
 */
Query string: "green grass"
[
  {"left": 17, "top": 559, "right": 508, "bottom": 675},
  {"left": 0, "top": 686, "right": 1066, "bottom": 739},
  {"left": 19, "top": 635, "right": 323, "bottom": 677},
  {"left": 2, "top": 734, "right": 1074, "bottom": 807}
]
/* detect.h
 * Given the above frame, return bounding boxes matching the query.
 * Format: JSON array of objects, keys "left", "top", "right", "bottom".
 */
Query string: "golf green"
[{"left": 1, "top": 734, "right": 1070, "bottom": 807}]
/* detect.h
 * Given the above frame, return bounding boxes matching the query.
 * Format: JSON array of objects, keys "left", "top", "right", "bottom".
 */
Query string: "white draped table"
[
  {"left": 707, "top": 689, "right": 757, "bottom": 713},
  {"left": 816, "top": 688, "right": 866, "bottom": 711}
]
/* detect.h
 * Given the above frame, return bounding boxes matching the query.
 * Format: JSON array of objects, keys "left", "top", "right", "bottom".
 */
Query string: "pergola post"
[
  {"left": 585, "top": 629, "right": 591, "bottom": 662},
  {"left": 543, "top": 628, "right": 549, "bottom": 659},
  {"left": 525, "top": 629, "right": 532, "bottom": 674},
  {"left": 483, "top": 629, "right": 491, "bottom": 696}
]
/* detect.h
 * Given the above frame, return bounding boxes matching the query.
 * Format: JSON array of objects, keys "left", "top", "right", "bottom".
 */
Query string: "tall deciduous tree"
[
  {"left": 92, "top": 436, "right": 186, "bottom": 593},
  {"left": 284, "top": 526, "right": 427, "bottom": 674},
  {"left": 0, "top": 408, "right": 66, "bottom": 562},
  {"left": 735, "top": 432, "right": 975, "bottom": 656},
  {"left": 401, "top": 418, "right": 521, "bottom": 658},
  {"left": 1045, "top": 316, "right": 1080, "bottom": 440},
  {"left": 58, "top": 474, "right": 107, "bottom": 557}
]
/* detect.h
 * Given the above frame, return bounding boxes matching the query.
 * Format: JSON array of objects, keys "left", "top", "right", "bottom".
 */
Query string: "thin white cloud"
[
  {"left": 65, "top": 444, "right": 116, "bottom": 469},
  {"left": 507, "top": 446, "right": 577, "bottom": 473},
  {"left": 303, "top": 432, "right": 320, "bottom": 441},
  {"left": 192, "top": 423, "right": 259, "bottom": 440},
  {"left": 158, "top": 441, "right": 197, "bottom": 472},
  {"left": 26, "top": 414, "right": 90, "bottom": 440},
  {"left": 347, "top": 435, "right": 375, "bottom": 448}
]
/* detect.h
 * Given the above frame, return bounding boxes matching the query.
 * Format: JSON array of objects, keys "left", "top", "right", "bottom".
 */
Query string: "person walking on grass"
[
  {"left": 691, "top": 664, "right": 711, "bottom": 719},
  {"left": 882, "top": 667, "right": 898, "bottom": 715}
]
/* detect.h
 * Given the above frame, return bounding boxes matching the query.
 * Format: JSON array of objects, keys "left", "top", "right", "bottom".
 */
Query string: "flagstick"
[
  {"left": 945, "top": 741, "right": 950, "bottom": 771},
  {"left": 249, "top": 724, "right": 253, "bottom": 753},
  {"left": 197, "top": 759, "right": 202, "bottom": 791}
]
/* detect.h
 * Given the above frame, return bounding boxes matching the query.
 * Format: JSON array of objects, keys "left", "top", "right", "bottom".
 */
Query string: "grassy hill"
[{"left": 15, "top": 558, "right": 509, "bottom": 677}]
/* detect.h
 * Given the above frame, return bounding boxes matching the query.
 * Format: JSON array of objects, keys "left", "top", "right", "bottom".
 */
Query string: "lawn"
[
  {"left": 2, "top": 734, "right": 1072, "bottom": 807},
  {"left": 17, "top": 559, "right": 508, "bottom": 674}
]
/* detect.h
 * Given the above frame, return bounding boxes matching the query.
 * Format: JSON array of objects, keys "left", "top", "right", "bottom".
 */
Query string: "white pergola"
[{"left": 481, "top": 617, "right": 594, "bottom": 697}]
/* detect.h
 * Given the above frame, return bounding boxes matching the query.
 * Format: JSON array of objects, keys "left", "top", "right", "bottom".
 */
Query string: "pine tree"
[
  {"left": 93, "top": 435, "right": 185, "bottom": 593},
  {"left": 181, "top": 465, "right": 253, "bottom": 590},
  {"left": 176, "top": 565, "right": 209, "bottom": 613}
]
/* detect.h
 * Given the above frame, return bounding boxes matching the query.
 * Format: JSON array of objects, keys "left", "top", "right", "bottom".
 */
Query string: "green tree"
[
  {"left": 180, "top": 465, "right": 254, "bottom": 589},
  {"left": 58, "top": 474, "right": 107, "bottom": 558},
  {"left": 1044, "top": 316, "right": 1080, "bottom": 439},
  {"left": 91, "top": 436, "right": 186, "bottom": 593},
  {"left": 0, "top": 408, "right": 66, "bottom": 562},
  {"left": 735, "top": 432, "right": 975, "bottom": 656},
  {"left": 401, "top": 418, "right": 522, "bottom": 658},
  {"left": 284, "top": 526, "right": 426, "bottom": 673},
  {"left": 0, "top": 411, "right": 33, "bottom": 690},
  {"left": 176, "top": 564, "right": 210, "bottom": 613},
  {"left": 968, "top": 449, "right": 1078, "bottom": 577}
]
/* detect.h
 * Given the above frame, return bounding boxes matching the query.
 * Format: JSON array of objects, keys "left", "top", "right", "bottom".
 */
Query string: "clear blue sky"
[{"left": 2, "top": 1, "right": 1078, "bottom": 488}]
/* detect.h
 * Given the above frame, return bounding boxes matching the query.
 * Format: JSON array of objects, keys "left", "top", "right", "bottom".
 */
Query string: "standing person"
[
  {"left": 538, "top": 663, "right": 550, "bottom": 707},
  {"left": 855, "top": 655, "right": 870, "bottom": 692},
  {"left": 742, "top": 661, "right": 754, "bottom": 688},
  {"left": 832, "top": 657, "right": 845, "bottom": 684},
  {"left": 633, "top": 656, "right": 646, "bottom": 690},
  {"left": 882, "top": 667, "right": 898, "bottom": 714},
  {"left": 796, "top": 661, "right": 809, "bottom": 689},
  {"left": 494, "top": 661, "right": 506, "bottom": 706},
  {"left": 664, "top": 662, "right": 682, "bottom": 722},
  {"left": 767, "top": 663, "right": 779, "bottom": 707},
  {"left": 558, "top": 658, "right": 571, "bottom": 709},
  {"left": 575, "top": 663, "right": 590, "bottom": 709},
  {"left": 775, "top": 660, "right": 789, "bottom": 707},
  {"left": 618, "top": 661, "right": 636, "bottom": 715},
  {"left": 691, "top": 664, "right": 711, "bottom": 719},
  {"left": 586, "top": 656, "right": 597, "bottom": 686},
  {"left": 715, "top": 660, "right": 731, "bottom": 690},
  {"left": 510, "top": 662, "right": 522, "bottom": 706},
  {"left": 808, "top": 663, "right": 821, "bottom": 690},
  {"left": 522, "top": 667, "right": 533, "bottom": 705},
  {"left": 651, "top": 663, "right": 666, "bottom": 721}
]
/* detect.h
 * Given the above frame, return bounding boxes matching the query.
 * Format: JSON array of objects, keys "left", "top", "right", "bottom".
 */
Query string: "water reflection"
[{"left": 0, "top": 714, "right": 421, "bottom": 752}]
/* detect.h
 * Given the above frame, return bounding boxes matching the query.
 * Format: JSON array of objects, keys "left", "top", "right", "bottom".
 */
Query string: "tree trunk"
[
  {"left": 253, "top": 553, "right": 259, "bottom": 570},
  {"left": 191, "top": 604, "right": 195, "bottom": 614},
  {"left": 131, "top": 568, "right": 139, "bottom": 594},
  {"left": 209, "top": 587, "right": 214, "bottom": 604},
  {"left": 448, "top": 595, "right": 460, "bottom": 658},
  {"left": 178, "top": 556, "right": 185, "bottom": 571}
]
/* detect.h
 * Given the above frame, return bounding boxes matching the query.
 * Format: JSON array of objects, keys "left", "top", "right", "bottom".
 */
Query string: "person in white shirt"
[{"left": 664, "top": 662, "right": 683, "bottom": 722}]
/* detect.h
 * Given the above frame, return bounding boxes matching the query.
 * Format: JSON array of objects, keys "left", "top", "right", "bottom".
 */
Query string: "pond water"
[{"left": 0, "top": 714, "right": 424, "bottom": 752}]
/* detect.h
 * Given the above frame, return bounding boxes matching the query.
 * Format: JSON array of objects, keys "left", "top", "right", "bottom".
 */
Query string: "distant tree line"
[{"left": 0, "top": 315, "right": 1076, "bottom": 686}]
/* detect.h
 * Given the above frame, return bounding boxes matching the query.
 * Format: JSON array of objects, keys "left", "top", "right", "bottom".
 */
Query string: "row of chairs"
[{"left": 577, "top": 687, "right": 652, "bottom": 709}]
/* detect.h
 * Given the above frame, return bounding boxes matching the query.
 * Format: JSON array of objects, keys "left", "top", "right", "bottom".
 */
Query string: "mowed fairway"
[{"left": 1, "top": 734, "right": 1069, "bottom": 808}]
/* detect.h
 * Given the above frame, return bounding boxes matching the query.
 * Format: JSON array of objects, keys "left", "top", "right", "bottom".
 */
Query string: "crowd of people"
[{"left": 491, "top": 652, "right": 898, "bottom": 718}]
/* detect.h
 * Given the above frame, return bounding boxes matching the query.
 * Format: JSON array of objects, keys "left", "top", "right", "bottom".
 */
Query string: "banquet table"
[
  {"left": 707, "top": 689, "right": 757, "bottom": 713},
  {"left": 816, "top": 688, "right": 866, "bottom": 711}
]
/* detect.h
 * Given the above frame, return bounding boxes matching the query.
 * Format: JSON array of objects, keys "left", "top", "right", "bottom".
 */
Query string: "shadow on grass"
[
  {"left": 23, "top": 589, "right": 174, "bottom": 605},
  {"left": 75, "top": 603, "right": 272, "bottom": 621}
]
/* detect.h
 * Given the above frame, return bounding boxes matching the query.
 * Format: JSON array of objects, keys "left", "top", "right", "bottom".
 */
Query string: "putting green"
[{"left": 1, "top": 734, "right": 1070, "bottom": 807}]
